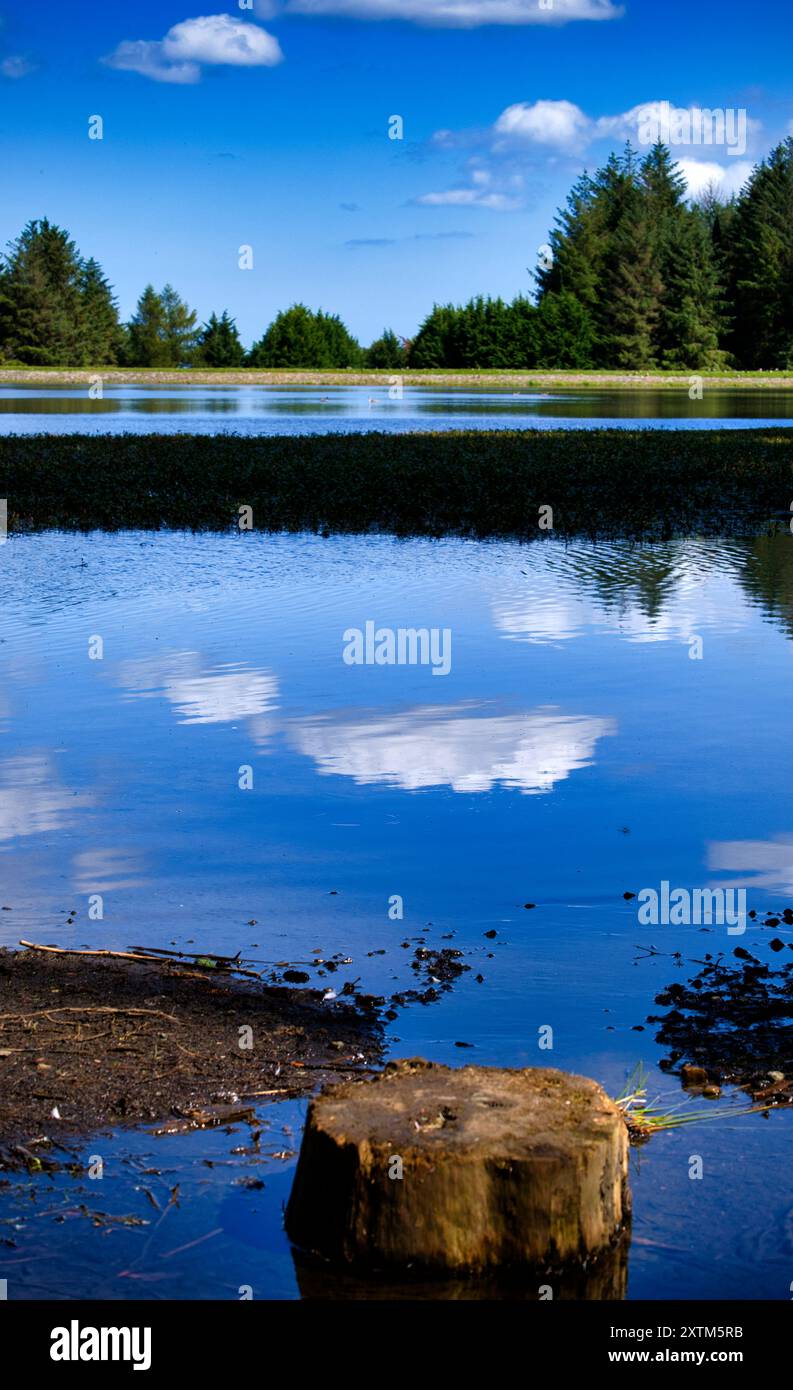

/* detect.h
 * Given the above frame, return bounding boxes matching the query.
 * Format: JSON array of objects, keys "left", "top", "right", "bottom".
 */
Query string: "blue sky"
[{"left": 1, "top": 0, "right": 791, "bottom": 345}]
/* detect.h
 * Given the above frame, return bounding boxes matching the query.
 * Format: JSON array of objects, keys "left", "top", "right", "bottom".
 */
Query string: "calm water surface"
[
  {"left": 3, "top": 382, "right": 793, "bottom": 432},
  {"left": 1, "top": 528, "right": 792, "bottom": 1298}
]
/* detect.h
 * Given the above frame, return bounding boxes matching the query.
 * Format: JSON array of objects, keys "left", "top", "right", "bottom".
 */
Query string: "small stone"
[{"left": 680, "top": 1064, "right": 708, "bottom": 1087}]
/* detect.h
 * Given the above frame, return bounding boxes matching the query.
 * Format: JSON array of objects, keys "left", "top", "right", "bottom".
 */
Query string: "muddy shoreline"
[{"left": 0, "top": 948, "right": 383, "bottom": 1166}]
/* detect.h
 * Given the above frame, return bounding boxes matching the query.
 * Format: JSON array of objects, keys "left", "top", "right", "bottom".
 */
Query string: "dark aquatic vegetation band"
[{"left": 1, "top": 428, "right": 793, "bottom": 539}]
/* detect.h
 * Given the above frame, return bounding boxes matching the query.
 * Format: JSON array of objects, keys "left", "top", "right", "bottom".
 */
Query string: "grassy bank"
[
  {"left": 3, "top": 367, "right": 793, "bottom": 389},
  {"left": 2, "top": 429, "right": 793, "bottom": 539}
]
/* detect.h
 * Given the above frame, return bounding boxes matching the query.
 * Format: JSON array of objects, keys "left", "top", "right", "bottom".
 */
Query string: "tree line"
[{"left": 1, "top": 137, "right": 792, "bottom": 371}]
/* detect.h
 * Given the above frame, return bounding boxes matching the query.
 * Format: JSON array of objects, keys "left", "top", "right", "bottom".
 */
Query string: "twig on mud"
[
  {"left": 0, "top": 1005, "right": 180, "bottom": 1026},
  {"left": 240, "top": 1088, "right": 297, "bottom": 1098}
]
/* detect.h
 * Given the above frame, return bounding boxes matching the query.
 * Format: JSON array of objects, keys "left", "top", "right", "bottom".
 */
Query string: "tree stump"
[{"left": 285, "top": 1058, "right": 630, "bottom": 1273}]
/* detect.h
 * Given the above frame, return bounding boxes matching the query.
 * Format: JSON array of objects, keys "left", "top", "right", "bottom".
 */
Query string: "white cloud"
[
  {"left": 415, "top": 187, "right": 523, "bottom": 210},
  {"left": 420, "top": 97, "right": 762, "bottom": 210},
  {"left": 675, "top": 158, "right": 754, "bottom": 199},
  {"left": 259, "top": 0, "right": 622, "bottom": 25},
  {"left": 105, "top": 40, "right": 201, "bottom": 84},
  {"left": 289, "top": 704, "right": 616, "bottom": 794},
  {"left": 415, "top": 164, "right": 524, "bottom": 210},
  {"left": 0, "top": 55, "right": 36, "bottom": 79},
  {"left": 490, "top": 98, "right": 761, "bottom": 158},
  {"left": 495, "top": 99, "right": 593, "bottom": 150},
  {"left": 104, "top": 14, "right": 284, "bottom": 84},
  {"left": 595, "top": 100, "right": 760, "bottom": 158}
]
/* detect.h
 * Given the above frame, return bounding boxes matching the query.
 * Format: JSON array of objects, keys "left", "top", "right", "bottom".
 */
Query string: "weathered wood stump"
[{"left": 286, "top": 1058, "right": 630, "bottom": 1273}]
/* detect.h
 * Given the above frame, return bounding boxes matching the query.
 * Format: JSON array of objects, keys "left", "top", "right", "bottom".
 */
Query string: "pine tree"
[
  {"left": 601, "top": 181, "right": 663, "bottom": 369},
  {"left": 248, "top": 305, "right": 320, "bottom": 367},
  {"left": 641, "top": 143, "right": 688, "bottom": 226},
  {"left": 535, "top": 170, "right": 603, "bottom": 325},
  {"left": 728, "top": 138, "right": 793, "bottom": 368},
  {"left": 160, "top": 285, "right": 199, "bottom": 365},
  {"left": 407, "top": 305, "right": 458, "bottom": 368},
  {"left": 196, "top": 311, "right": 245, "bottom": 367},
  {"left": 503, "top": 296, "right": 540, "bottom": 368},
  {"left": 0, "top": 219, "right": 84, "bottom": 365},
  {"left": 367, "top": 329, "right": 406, "bottom": 369},
  {"left": 637, "top": 145, "right": 727, "bottom": 367},
  {"left": 535, "top": 291, "right": 596, "bottom": 368},
  {"left": 247, "top": 305, "right": 361, "bottom": 368},
  {"left": 126, "top": 285, "right": 170, "bottom": 367},
  {"left": 80, "top": 258, "right": 121, "bottom": 364},
  {"left": 660, "top": 208, "right": 728, "bottom": 369},
  {"left": 315, "top": 310, "right": 363, "bottom": 368},
  {"left": 126, "top": 284, "right": 198, "bottom": 366}
]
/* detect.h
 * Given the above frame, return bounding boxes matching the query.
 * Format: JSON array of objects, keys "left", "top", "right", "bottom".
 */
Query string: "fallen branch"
[
  {"left": 19, "top": 940, "right": 167, "bottom": 965},
  {"left": 18, "top": 939, "right": 262, "bottom": 983}
]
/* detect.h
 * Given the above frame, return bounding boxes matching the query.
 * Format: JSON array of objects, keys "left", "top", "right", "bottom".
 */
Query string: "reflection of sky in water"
[
  {"left": 116, "top": 651, "right": 280, "bottom": 725},
  {"left": 3, "top": 383, "right": 793, "bottom": 434},
  {"left": 0, "top": 753, "right": 92, "bottom": 842},
  {"left": 1, "top": 529, "right": 791, "bottom": 929},
  {"left": 709, "top": 834, "right": 793, "bottom": 896},
  {"left": 2, "top": 528, "right": 793, "bottom": 1298},
  {"left": 289, "top": 705, "right": 616, "bottom": 793}
]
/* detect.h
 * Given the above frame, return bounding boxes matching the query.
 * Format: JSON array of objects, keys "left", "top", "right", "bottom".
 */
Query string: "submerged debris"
[
  {"left": 647, "top": 937, "right": 793, "bottom": 1104},
  {"left": 389, "top": 945, "right": 470, "bottom": 1009}
]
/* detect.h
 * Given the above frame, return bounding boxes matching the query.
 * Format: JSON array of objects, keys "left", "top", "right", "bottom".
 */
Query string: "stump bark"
[{"left": 285, "top": 1058, "right": 630, "bottom": 1273}]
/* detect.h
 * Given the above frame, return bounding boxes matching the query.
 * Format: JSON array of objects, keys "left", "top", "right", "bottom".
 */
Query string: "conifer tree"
[
  {"left": 80, "top": 258, "right": 122, "bottom": 364},
  {"left": 403, "top": 305, "right": 457, "bottom": 368},
  {"left": 535, "top": 291, "right": 596, "bottom": 368},
  {"left": 660, "top": 208, "right": 728, "bottom": 369},
  {"left": 126, "top": 285, "right": 170, "bottom": 366},
  {"left": 727, "top": 138, "right": 793, "bottom": 367},
  {"left": 600, "top": 179, "right": 663, "bottom": 369},
  {"left": 126, "top": 284, "right": 198, "bottom": 366},
  {"left": 196, "top": 310, "right": 245, "bottom": 367},
  {"left": 160, "top": 284, "right": 199, "bottom": 365},
  {"left": 366, "top": 329, "right": 406, "bottom": 369},
  {"left": 0, "top": 219, "right": 84, "bottom": 365},
  {"left": 315, "top": 310, "right": 363, "bottom": 368},
  {"left": 247, "top": 305, "right": 362, "bottom": 368}
]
